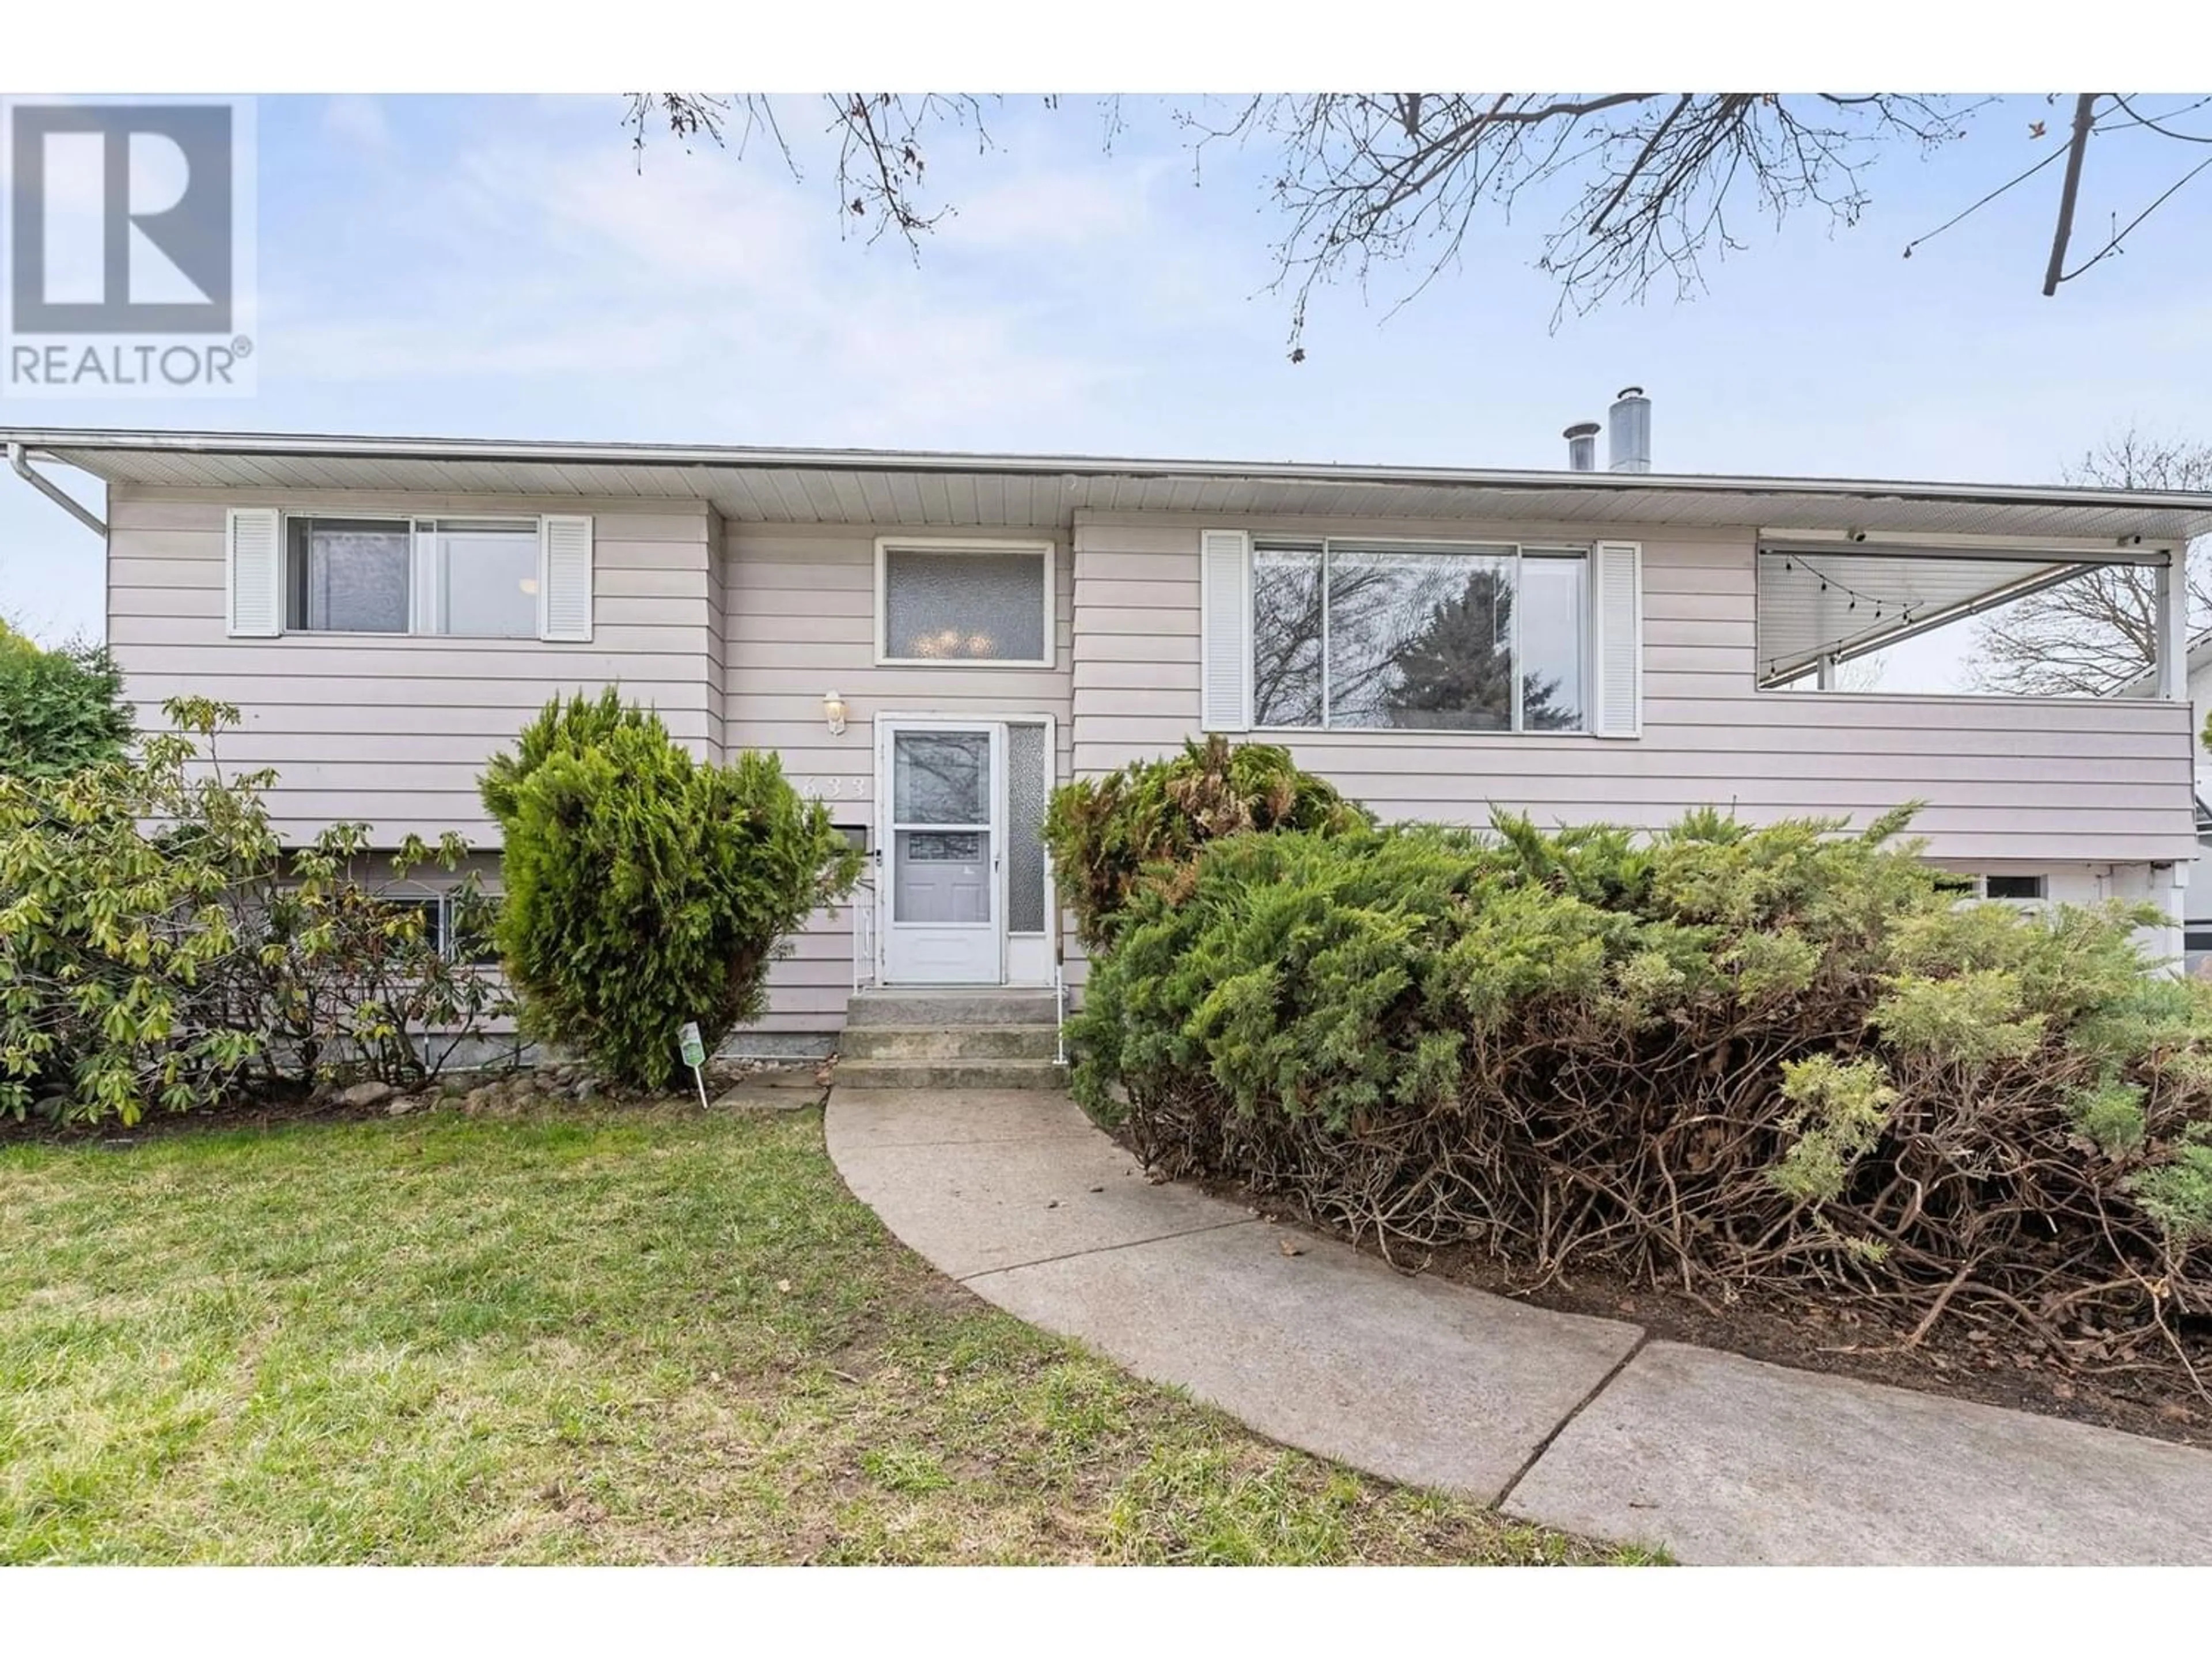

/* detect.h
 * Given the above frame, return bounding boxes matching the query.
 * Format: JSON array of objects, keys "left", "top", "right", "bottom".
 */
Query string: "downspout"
[{"left": 7, "top": 442, "right": 107, "bottom": 537}]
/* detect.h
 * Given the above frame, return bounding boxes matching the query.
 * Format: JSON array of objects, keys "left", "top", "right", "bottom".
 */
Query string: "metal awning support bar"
[
  {"left": 1758, "top": 559, "right": 2111, "bottom": 686},
  {"left": 6, "top": 443, "right": 106, "bottom": 537},
  {"left": 2157, "top": 547, "right": 2190, "bottom": 703}
]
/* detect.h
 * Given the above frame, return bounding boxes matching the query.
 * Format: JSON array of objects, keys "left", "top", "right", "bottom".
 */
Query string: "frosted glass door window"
[
  {"left": 1006, "top": 722, "right": 1047, "bottom": 934},
  {"left": 883, "top": 548, "right": 1048, "bottom": 662}
]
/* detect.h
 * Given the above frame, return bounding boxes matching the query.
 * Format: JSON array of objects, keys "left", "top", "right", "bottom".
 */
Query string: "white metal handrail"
[{"left": 851, "top": 877, "right": 878, "bottom": 993}]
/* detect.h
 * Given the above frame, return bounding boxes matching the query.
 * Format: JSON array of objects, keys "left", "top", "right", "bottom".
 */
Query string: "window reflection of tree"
[
  {"left": 1384, "top": 565, "right": 1575, "bottom": 731},
  {"left": 895, "top": 732, "right": 989, "bottom": 824},
  {"left": 1252, "top": 546, "right": 1325, "bottom": 726},
  {"left": 1252, "top": 546, "right": 1579, "bottom": 732}
]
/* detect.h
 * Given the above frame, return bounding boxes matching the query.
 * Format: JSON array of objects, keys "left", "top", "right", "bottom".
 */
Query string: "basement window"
[
  {"left": 1939, "top": 872, "right": 2049, "bottom": 904},
  {"left": 372, "top": 892, "right": 503, "bottom": 965}
]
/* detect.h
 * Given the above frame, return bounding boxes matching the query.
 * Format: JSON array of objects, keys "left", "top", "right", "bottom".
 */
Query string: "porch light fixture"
[{"left": 823, "top": 690, "right": 848, "bottom": 736}]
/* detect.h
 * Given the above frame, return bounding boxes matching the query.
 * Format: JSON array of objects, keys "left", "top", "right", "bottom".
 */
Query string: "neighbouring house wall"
[
  {"left": 720, "top": 520, "right": 1076, "bottom": 1033},
  {"left": 1069, "top": 512, "right": 2201, "bottom": 865},
  {"left": 105, "top": 488, "right": 720, "bottom": 843},
  {"left": 1941, "top": 859, "right": 2190, "bottom": 969}
]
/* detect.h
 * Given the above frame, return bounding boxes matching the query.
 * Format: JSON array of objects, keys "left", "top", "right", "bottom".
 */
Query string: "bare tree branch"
[
  {"left": 2042, "top": 95, "right": 2101, "bottom": 296},
  {"left": 2058, "top": 153, "right": 2212, "bottom": 286},
  {"left": 622, "top": 92, "right": 2212, "bottom": 350},
  {"left": 1175, "top": 93, "right": 1976, "bottom": 347},
  {"left": 1968, "top": 430, "right": 2212, "bottom": 697},
  {"left": 827, "top": 94, "right": 995, "bottom": 250},
  {"left": 624, "top": 93, "right": 1001, "bottom": 251}
]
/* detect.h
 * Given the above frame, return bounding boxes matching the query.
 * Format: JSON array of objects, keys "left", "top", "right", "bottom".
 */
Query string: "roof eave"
[{"left": 7, "top": 423, "right": 2212, "bottom": 525}]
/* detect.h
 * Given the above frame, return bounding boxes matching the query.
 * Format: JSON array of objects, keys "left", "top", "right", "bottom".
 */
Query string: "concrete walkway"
[{"left": 826, "top": 1087, "right": 2212, "bottom": 1566}]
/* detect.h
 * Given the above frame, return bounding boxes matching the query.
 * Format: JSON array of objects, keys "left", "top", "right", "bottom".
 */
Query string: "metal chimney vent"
[
  {"left": 1607, "top": 386, "right": 1652, "bottom": 473},
  {"left": 1563, "top": 421, "right": 1600, "bottom": 472}
]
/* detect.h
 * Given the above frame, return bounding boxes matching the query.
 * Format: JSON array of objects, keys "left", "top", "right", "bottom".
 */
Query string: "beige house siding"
[
  {"left": 101, "top": 487, "right": 2200, "bottom": 1044},
  {"left": 1070, "top": 512, "right": 2201, "bottom": 866},
  {"left": 722, "top": 521, "right": 1075, "bottom": 1033},
  {"left": 105, "top": 487, "right": 719, "bottom": 844}
]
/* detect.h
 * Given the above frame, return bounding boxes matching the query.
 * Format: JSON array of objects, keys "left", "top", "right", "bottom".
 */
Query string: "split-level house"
[{"left": 8, "top": 402, "right": 2211, "bottom": 1057}]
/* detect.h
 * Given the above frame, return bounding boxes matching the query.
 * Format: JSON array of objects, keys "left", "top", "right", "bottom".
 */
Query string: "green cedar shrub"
[
  {"left": 2131, "top": 1126, "right": 2212, "bottom": 1245},
  {"left": 1042, "top": 734, "right": 1372, "bottom": 949},
  {"left": 481, "top": 690, "right": 860, "bottom": 1089},
  {"left": 0, "top": 622, "right": 132, "bottom": 779},
  {"left": 1073, "top": 802, "right": 2212, "bottom": 1365}
]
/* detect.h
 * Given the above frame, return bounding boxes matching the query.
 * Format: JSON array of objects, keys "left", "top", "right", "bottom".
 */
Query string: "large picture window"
[{"left": 1251, "top": 539, "right": 1589, "bottom": 733}]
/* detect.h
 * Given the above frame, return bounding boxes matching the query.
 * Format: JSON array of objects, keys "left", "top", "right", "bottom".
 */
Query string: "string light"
[
  {"left": 1766, "top": 551, "right": 1926, "bottom": 679},
  {"left": 1786, "top": 553, "right": 1904, "bottom": 620}
]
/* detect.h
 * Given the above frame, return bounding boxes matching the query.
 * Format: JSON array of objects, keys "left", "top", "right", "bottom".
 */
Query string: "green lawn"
[{"left": 0, "top": 1101, "right": 1649, "bottom": 1565}]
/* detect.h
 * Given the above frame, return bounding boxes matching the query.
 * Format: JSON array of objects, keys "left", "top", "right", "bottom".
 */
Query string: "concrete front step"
[
  {"left": 834, "top": 1058, "right": 1071, "bottom": 1091},
  {"left": 847, "top": 988, "right": 1060, "bottom": 1029},
  {"left": 841, "top": 1024, "right": 1062, "bottom": 1062}
]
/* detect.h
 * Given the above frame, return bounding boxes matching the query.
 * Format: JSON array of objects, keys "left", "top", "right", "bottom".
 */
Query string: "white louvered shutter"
[
  {"left": 226, "top": 507, "right": 282, "bottom": 637},
  {"left": 1200, "top": 528, "right": 1251, "bottom": 731},
  {"left": 1591, "top": 540, "right": 1643, "bottom": 738},
  {"left": 539, "top": 515, "right": 594, "bottom": 642}
]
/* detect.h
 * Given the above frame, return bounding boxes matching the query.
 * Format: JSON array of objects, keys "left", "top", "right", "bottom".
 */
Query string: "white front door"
[{"left": 881, "top": 721, "right": 1003, "bottom": 984}]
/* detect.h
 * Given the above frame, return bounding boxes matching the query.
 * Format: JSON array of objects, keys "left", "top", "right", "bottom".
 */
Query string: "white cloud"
[{"left": 268, "top": 112, "right": 1135, "bottom": 446}]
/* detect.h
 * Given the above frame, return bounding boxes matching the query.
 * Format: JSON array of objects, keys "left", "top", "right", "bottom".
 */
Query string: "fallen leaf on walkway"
[{"left": 1278, "top": 1238, "right": 1305, "bottom": 1257}]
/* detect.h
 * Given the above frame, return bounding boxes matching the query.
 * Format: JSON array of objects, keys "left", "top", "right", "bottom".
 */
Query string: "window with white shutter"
[
  {"left": 1591, "top": 540, "right": 1643, "bottom": 738},
  {"left": 1200, "top": 528, "right": 1251, "bottom": 731},
  {"left": 539, "top": 514, "right": 594, "bottom": 642},
  {"left": 226, "top": 507, "right": 282, "bottom": 637}
]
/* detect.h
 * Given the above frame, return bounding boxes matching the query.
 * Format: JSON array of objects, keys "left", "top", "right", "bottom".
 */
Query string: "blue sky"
[{"left": 3, "top": 92, "right": 2209, "bottom": 657}]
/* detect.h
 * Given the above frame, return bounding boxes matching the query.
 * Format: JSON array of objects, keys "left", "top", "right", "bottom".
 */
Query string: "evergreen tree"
[{"left": 0, "top": 623, "right": 133, "bottom": 778}]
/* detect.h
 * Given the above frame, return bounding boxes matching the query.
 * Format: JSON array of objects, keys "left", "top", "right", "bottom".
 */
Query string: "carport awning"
[{"left": 1755, "top": 543, "right": 2128, "bottom": 685}]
